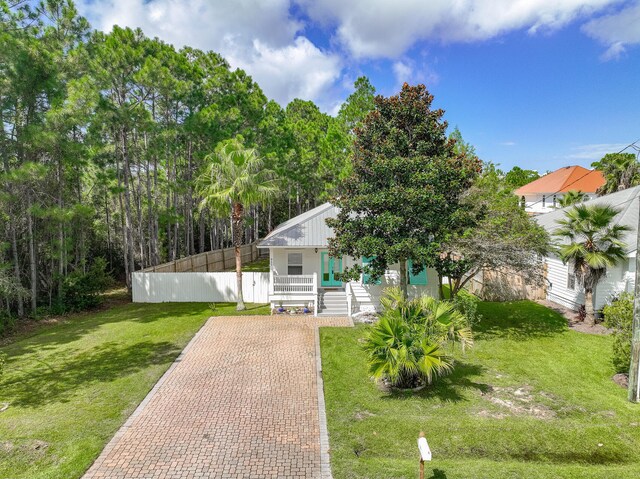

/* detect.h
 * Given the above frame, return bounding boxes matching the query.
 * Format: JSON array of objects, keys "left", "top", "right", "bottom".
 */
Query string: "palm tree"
[
  {"left": 197, "top": 137, "right": 278, "bottom": 310},
  {"left": 363, "top": 288, "right": 472, "bottom": 389},
  {"left": 554, "top": 204, "right": 630, "bottom": 325},
  {"left": 557, "top": 190, "right": 588, "bottom": 208},
  {"left": 593, "top": 153, "right": 640, "bottom": 195}
]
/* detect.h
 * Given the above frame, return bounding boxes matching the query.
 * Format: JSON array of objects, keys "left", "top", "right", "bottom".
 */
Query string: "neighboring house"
[
  {"left": 258, "top": 203, "right": 439, "bottom": 316},
  {"left": 515, "top": 166, "right": 605, "bottom": 215},
  {"left": 535, "top": 186, "right": 639, "bottom": 312}
]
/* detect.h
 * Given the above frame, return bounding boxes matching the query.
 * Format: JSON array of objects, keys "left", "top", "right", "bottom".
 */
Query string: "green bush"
[
  {"left": 363, "top": 288, "right": 473, "bottom": 389},
  {"left": 454, "top": 289, "right": 482, "bottom": 327},
  {"left": 603, "top": 293, "right": 633, "bottom": 373},
  {"left": 56, "top": 258, "right": 114, "bottom": 313}
]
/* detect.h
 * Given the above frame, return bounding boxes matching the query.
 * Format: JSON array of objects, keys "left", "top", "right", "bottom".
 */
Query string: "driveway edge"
[{"left": 315, "top": 326, "right": 333, "bottom": 479}]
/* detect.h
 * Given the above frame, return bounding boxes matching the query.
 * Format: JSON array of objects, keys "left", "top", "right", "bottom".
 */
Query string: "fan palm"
[
  {"left": 363, "top": 288, "right": 472, "bottom": 389},
  {"left": 557, "top": 190, "right": 588, "bottom": 208},
  {"left": 196, "top": 137, "right": 279, "bottom": 310},
  {"left": 554, "top": 204, "right": 630, "bottom": 325}
]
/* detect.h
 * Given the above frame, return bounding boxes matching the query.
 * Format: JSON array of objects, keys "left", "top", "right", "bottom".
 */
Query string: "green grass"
[
  {"left": 0, "top": 300, "right": 269, "bottom": 479},
  {"left": 224, "top": 257, "right": 270, "bottom": 272},
  {"left": 321, "top": 300, "right": 640, "bottom": 478}
]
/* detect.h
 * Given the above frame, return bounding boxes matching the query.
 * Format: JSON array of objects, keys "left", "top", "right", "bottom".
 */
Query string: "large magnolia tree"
[{"left": 327, "top": 83, "right": 481, "bottom": 298}]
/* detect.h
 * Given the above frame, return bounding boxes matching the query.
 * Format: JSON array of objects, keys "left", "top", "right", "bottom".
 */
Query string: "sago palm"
[
  {"left": 554, "top": 204, "right": 629, "bottom": 325},
  {"left": 363, "top": 288, "right": 472, "bottom": 389},
  {"left": 196, "top": 137, "right": 278, "bottom": 310}
]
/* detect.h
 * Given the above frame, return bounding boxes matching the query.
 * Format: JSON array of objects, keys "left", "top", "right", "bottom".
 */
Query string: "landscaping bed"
[{"left": 320, "top": 300, "right": 640, "bottom": 478}]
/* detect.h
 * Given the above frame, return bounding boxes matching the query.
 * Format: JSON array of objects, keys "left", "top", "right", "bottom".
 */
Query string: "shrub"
[
  {"left": 363, "top": 288, "right": 473, "bottom": 389},
  {"left": 0, "top": 353, "right": 5, "bottom": 377},
  {"left": 56, "top": 258, "right": 114, "bottom": 313},
  {"left": 603, "top": 293, "right": 633, "bottom": 373},
  {"left": 453, "top": 289, "right": 482, "bottom": 327}
]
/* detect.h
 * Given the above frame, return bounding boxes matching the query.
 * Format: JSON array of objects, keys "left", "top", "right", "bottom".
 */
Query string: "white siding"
[
  {"left": 132, "top": 272, "right": 269, "bottom": 303},
  {"left": 545, "top": 255, "right": 635, "bottom": 311},
  {"left": 269, "top": 248, "right": 438, "bottom": 311},
  {"left": 523, "top": 193, "right": 597, "bottom": 215}
]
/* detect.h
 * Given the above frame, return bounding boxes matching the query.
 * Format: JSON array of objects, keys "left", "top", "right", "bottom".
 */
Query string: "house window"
[
  {"left": 520, "top": 196, "right": 526, "bottom": 209},
  {"left": 287, "top": 252, "right": 303, "bottom": 275},
  {"left": 553, "top": 195, "right": 557, "bottom": 208},
  {"left": 567, "top": 273, "right": 576, "bottom": 290},
  {"left": 542, "top": 195, "right": 546, "bottom": 207}
]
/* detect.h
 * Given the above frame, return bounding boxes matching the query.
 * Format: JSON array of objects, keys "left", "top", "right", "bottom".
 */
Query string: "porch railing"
[{"left": 273, "top": 274, "right": 316, "bottom": 294}]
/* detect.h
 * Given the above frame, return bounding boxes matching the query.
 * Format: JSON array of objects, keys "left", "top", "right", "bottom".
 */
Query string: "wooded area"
[{"left": 0, "top": 1, "right": 372, "bottom": 317}]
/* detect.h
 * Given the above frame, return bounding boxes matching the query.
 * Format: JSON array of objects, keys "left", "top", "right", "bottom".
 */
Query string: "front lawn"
[
  {"left": 0, "top": 301, "right": 269, "bottom": 479},
  {"left": 321, "top": 300, "right": 640, "bottom": 478}
]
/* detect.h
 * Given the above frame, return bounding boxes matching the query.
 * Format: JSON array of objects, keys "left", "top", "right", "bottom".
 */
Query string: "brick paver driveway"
[{"left": 83, "top": 315, "right": 351, "bottom": 479}]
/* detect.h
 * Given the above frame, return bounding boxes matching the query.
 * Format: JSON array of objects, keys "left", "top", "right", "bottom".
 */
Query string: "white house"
[
  {"left": 258, "top": 203, "right": 439, "bottom": 316},
  {"left": 535, "top": 186, "right": 639, "bottom": 312},
  {"left": 515, "top": 165, "right": 604, "bottom": 215}
]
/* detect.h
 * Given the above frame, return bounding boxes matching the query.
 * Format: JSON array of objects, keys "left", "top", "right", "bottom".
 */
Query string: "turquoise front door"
[{"left": 320, "top": 252, "right": 342, "bottom": 287}]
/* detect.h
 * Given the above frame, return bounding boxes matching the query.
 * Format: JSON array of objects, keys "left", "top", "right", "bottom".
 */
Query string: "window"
[
  {"left": 408, "top": 260, "right": 428, "bottom": 285},
  {"left": 542, "top": 195, "right": 546, "bottom": 207},
  {"left": 520, "top": 196, "right": 526, "bottom": 209},
  {"left": 287, "top": 252, "right": 303, "bottom": 275},
  {"left": 567, "top": 273, "right": 576, "bottom": 290},
  {"left": 553, "top": 195, "right": 557, "bottom": 208}
]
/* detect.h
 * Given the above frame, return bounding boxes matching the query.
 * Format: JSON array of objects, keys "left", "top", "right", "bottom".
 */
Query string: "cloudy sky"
[{"left": 76, "top": 0, "right": 640, "bottom": 172}]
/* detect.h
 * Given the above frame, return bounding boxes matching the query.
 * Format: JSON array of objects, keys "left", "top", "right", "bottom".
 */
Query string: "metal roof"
[
  {"left": 535, "top": 185, "right": 640, "bottom": 254},
  {"left": 258, "top": 202, "right": 338, "bottom": 248}
]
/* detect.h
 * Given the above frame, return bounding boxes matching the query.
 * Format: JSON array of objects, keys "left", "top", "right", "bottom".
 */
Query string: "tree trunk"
[
  {"left": 584, "top": 289, "right": 595, "bottom": 326},
  {"left": 399, "top": 259, "right": 408, "bottom": 299},
  {"left": 26, "top": 192, "right": 37, "bottom": 314},
  {"left": 9, "top": 221, "right": 23, "bottom": 317},
  {"left": 232, "top": 202, "right": 245, "bottom": 311},
  {"left": 437, "top": 272, "right": 444, "bottom": 300}
]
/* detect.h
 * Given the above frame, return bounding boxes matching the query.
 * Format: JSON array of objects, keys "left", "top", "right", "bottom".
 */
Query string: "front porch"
[{"left": 269, "top": 273, "right": 353, "bottom": 317}]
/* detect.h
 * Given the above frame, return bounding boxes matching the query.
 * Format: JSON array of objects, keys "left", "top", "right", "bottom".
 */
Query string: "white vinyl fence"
[{"left": 132, "top": 272, "right": 269, "bottom": 303}]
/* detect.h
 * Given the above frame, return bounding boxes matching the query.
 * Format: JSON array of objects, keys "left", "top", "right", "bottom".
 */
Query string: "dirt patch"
[
  {"left": 354, "top": 410, "right": 376, "bottom": 421},
  {"left": 536, "top": 300, "right": 611, "bottom": 336},
  {"left": 613, "top": 373, "right": 629, "bottom": 389},
  {"left": 477, "top": 385, "right": 556, "bottom": 419},
  {"left": 0, "top": 402, "right": 9, "bottom": 413}
]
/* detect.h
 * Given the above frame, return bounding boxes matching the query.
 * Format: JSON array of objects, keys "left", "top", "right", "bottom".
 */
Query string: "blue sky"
[{"left": 76, "top": 0, "right": 640, "bottom": 172}]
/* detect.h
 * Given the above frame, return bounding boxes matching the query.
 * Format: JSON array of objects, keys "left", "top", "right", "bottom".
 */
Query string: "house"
[
  {"left": 515, "top": 166, "right": 605, "bottom": 215},
  {"left": 258, "top": 203, "right": 439, "bottom": 316},
  {"left": 535, "top": 185, "right": 639, "bottom": 312}
]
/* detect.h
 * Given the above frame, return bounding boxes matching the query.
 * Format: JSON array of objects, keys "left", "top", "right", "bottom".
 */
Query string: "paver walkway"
[{"left": 83, "top": 315, "right": 351, "bottom": 479}]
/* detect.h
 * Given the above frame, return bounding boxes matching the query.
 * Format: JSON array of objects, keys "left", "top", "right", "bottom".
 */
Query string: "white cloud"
[
  {"left": 228, "top": 38, "right": 342, "bottom": 108},
  {"left": 75, "top": 0, "right": 341, "bottom": 108},
  {"left": 295, "top": 0, "right": 620, "bottom": 58},
  {"left": 392, "top": 61, "right": 413, "bottom": 86},
  {"left": 582, "top": 2, "right": 640, "bottom": 60},
  {"left": 567, "top": 143, "right": 631, "bottom": 160},
  {"left": 500, "top": 141, "right": 517, "bottom": 146}
]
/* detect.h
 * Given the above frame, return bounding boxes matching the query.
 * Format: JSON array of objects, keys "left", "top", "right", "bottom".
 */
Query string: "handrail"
[
  {"left": 346, "top": 281, "right": 353, "bottom": 318},
  {"left": 273, "top": 274, "right": 315, "bottom": 293}
]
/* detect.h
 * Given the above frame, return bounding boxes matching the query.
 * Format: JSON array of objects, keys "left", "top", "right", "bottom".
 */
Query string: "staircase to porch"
[{"left": 318, "top": 289, "right": 349, "bottom": 316}]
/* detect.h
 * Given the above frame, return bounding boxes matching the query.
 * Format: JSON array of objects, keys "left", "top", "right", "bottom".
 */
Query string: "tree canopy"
[
  {"left": 592, "top": 152, "right": 640, "bottom": 194},
  {"left": 327, "top": 83, "right": 481, "bottom": 297}
]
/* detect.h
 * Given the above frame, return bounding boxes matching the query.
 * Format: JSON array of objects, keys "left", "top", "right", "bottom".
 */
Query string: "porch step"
[{"left": 318, "top": 290, "right": 348, "bottom": 316}]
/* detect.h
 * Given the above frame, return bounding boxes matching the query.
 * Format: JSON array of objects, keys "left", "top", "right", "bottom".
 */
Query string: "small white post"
[{"left": 313, "top": 272, "right": 318, "bottom": 317}]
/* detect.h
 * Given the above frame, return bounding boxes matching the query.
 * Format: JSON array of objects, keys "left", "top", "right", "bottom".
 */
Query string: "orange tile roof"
[{"left": 514, "top": 166, "right": 605, "bottom": 195}]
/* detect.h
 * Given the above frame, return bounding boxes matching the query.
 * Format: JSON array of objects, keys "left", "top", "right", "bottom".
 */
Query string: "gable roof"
[
  {"left": 515, "top": 166, "right": 605, "bottom": 195},
  {"left": 535, "top": 185, "right": 640, "bottom": 254},
  {"left": 258, "top": 202, "right": 338, "bottom": 248}
]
